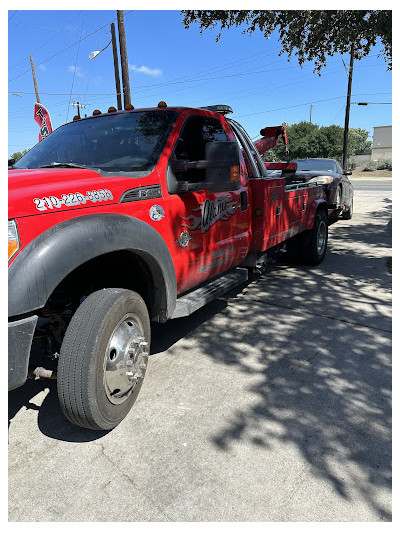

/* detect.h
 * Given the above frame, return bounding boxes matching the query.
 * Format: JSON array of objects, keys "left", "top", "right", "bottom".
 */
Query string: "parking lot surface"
[{"left": 8, "top": 180, "right": 392, "bottom": 522}]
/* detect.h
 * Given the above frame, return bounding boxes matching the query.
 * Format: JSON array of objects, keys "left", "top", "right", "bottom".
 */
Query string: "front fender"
[{"left": 8, "top": 213, "right": 177, "bottom": 320}]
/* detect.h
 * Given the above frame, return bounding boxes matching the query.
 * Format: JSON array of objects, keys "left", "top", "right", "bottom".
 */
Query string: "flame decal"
[{"left": 182, "top": 195, "right": 240, "bottom": 234}]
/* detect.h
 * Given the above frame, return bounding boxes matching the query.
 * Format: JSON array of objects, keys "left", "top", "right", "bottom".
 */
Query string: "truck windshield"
[{"left": 15, "top": 110, "right": 178, "bottom": 172}]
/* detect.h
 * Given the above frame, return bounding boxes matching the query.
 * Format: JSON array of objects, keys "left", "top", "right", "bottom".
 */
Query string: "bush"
[
  {"left": 363, "top": 160, "right": 378, "bottom": 171},
  {"left": 347, "top": 156, "right": 358, "bottom": 170},
  {"left": 376, "top": 158, "right": 392, "bottom": 170}
]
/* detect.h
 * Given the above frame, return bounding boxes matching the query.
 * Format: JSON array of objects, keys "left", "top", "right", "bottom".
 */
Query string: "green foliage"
[
  {"left": 261, "top": 121, "right": 371, "bottom": 162},
  {"left": 363, "top": 160, "right": 379, "bottom": 171},
  {"left": 376, "top": 158, "right": 392, "bottom": 170},
  {"left": 347, "top": 128, "right": 372, "bottom": 155},
  {"left": 9, "top": 149, "right": 29, "bottom": 162},
  {"left": 181, "top": 10, "right": 392, "bottom": 72},
  {"left": 347, "top": 156, "right": 359, "bottom": 170}
]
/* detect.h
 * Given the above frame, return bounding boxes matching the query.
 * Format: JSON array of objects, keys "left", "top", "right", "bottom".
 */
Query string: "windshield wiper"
[{"left": 39, "top": 162, "right": 88, "bottom": 169}]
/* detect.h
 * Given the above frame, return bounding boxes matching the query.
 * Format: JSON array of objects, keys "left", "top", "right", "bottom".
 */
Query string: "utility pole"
[
  {"left": 30, "top": 55, "right": 40, "bottom": 103},
  {"left": 71, "top": 102, "right": 87, "bottom": 118},
  {"left": 117, "top": 10, "right": 131, "bottom": 107},
  {"left": 310, "top": 104, "right": 313, "bottom": 124},
  {"left": 342, "top": 45, "right": 354, "bottom": 169},
  {"left": 111, "top": 22, "right": 123, "bottom": 110}
]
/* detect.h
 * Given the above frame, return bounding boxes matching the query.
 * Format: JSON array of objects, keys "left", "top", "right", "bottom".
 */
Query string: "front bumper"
[{"left": 8, "top": 315, "right": 38, "bottom": 390}]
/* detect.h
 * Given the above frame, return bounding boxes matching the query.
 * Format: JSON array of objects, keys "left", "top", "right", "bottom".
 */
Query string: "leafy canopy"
[
  {"left": 9, "top": 149, "right": 29, "bottom": 162},
  {"left": 181, "top": 10, "right": 392, "bottom": 72},
  {"left": 262, "top": 121, "right": 371, "bottom": 161}
]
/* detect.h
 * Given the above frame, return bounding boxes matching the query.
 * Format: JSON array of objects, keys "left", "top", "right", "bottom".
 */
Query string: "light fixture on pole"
[
  {"left": 89, "top": 24, "right": 122, "bottom": 110},
  {"left": 89, "top": 40, "right": 112, "bottom": 60}
]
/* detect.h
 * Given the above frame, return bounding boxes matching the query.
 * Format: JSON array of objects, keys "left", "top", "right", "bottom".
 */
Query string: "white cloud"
[
  {"left": 68, "top": 65, "right": 84, "bottom": 77},
  {"left": 37, "top": 64, "right": 46, "bottom": 71},
  {"left": 129, "top": 64, "right": 162, "bottom": 77}
]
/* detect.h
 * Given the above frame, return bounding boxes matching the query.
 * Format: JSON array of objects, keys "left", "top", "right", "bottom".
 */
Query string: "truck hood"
[{"left": 8, "top": 167, "right": 155, "bottom": 219}]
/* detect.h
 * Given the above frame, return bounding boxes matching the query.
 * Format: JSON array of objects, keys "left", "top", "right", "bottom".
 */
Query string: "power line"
[
  {"left": 8, "top": 11, "right": 84, "bottom": 73},
  {"left": 8, "top": 11, "right": 135, "bottom": 84},
  {"left": 8, "top": 11, "right": 18, "bottom": 21},
  {"left": 66, "top": 12, "right": 86, "bottom": 122}
]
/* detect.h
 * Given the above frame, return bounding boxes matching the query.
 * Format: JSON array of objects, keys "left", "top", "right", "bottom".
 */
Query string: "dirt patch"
[{"left": 351, "top": 168, "right": 392, "bottom": 178}]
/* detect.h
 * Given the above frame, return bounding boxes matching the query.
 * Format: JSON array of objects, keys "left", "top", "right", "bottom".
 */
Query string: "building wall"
[
  {"left": 371, "top": 126, "right": 392, "bottom": 160},
  {"left": 353, "top": 153, "right": 371, "bottom": 164}
]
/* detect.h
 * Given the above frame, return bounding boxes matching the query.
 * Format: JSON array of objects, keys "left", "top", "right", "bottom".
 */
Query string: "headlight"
[
  {"left": 8, "top": 219, "right": 20, "bottom": 261},
  {"left": 308, "top": 176, "right": 334, "bottom": 184}
]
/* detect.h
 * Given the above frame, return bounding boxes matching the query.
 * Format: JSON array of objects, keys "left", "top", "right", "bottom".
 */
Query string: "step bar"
[{"left": 171, "top": 268, "right": 248, "bottom": 319}]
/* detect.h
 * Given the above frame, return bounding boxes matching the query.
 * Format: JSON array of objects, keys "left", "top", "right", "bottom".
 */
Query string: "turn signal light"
[
  {"left": 124, "top": 104, "right": 134, "bottom": 110},
  {"left": 158, "top": 101, "right": 167, "bottom": 108},
  {"left": 93, "top": 109, "right": 102, "bottom": 115},
  {"left": 230, "top": 166, "right": 239, "bottom": 181},
  {"left": 8, "top": 220, "right": 20, "bottom": 261}
]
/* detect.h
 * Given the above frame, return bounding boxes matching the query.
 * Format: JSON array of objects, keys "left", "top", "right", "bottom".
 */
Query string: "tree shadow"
[
  {"left": 173, "top": 199, "right": 391, "bottom": 520},
  {"left": 8, "top": 195, "right": 392, "bottom": 519}
]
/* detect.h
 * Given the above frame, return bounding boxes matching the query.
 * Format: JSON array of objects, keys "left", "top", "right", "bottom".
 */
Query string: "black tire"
[
  {"left": 284, "top": 234, "right": 302, "bottom": 262},
  {"left": 342, "top": 199, "right": 353, "bottom": 220},
  {"left": 57, "top": 288, "right": 151, "bottom": 430},
  {"left": 300, "top": 210, "right": 328, "bottom": 265}
]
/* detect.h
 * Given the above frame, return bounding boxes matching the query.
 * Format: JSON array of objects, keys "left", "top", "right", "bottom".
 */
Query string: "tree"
[
  {"left": 262, "top": 121, "right": 371, "bottom": 161},
  {"left": 9, "top": 149, "right": 29, "bottom": 162},
  {"left": 181, "top": 10, "right": 392, "bottom": 72}
]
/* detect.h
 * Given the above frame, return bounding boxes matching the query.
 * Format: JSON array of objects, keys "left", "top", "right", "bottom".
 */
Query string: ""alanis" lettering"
[{"left": 182, "top": 195, "right": 239, "bottom": 234}]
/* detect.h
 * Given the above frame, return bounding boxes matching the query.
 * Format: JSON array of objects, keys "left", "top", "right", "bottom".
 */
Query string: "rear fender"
[
  {"left": 8, "top": 213, "right": 177, "bottom": 321},
  {"left": 304, "top": 199, "right": 328, "bottom": 230}
]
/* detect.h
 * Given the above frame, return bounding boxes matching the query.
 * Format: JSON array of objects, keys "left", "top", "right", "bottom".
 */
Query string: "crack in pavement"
[
  {"left": 246, "top": 298, "right": 392, "bottom": 334},
  {"left": 94, "top": 442, "right": 175, "bottom": 521}
]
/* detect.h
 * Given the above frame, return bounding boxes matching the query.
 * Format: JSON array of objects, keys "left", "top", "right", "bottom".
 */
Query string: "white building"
[{"left": 371, "top": 125, "right": 392, "bottom": 160}]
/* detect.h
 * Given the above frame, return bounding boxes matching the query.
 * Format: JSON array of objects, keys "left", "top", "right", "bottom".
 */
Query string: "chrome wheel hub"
[
  {"left": 317, "top": 221, "right": 327, "bottom": 255},
  {"left": 104, "top": 314, "right": 149, "bottom": 405}
]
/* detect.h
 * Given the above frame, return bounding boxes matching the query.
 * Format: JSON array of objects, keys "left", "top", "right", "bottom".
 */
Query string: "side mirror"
[
  {"left": 203, "top": 141, "right": 241, "bottom": 192},
  {"left": 8, "top": 158, "right": 15, "bottom": 167}
]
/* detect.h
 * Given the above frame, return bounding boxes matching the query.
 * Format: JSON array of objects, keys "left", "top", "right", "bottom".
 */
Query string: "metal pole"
[
  {"left": 30, "top": 55, "right": 40, "bottom": 103},
  {"left": 111, "top": 22, "right": 123, "bottom": 110},
  {"left": 342, "top": 45, "right": 354, "bottom": 169},
  {"left": 117, "top": 10, "right": 131, "bottom": 107}
]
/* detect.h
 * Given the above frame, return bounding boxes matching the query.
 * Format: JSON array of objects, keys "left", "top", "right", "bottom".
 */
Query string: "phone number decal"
[{"left": 33, "top": 189, "right": 114, "bottom": 211}]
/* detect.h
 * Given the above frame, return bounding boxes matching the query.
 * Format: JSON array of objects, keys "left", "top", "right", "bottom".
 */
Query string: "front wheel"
[
  {"left": 301, "top": 211, "right": 328, "bottom": 265},
  {"left": 342, "top": 199, "right": 353, "bottom": 220},
  {"left": 57, "top": 288, "right": 151, "bottom": 430}
]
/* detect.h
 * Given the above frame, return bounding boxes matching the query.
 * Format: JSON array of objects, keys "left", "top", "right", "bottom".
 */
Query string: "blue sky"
[{"left": 8, "top": 9, "right": 392, "bottom": 156}]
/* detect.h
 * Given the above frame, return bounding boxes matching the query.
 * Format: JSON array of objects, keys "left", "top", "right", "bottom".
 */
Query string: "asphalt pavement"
[{"left": 8, "top": 179, "right": 392, "bottom": 522}]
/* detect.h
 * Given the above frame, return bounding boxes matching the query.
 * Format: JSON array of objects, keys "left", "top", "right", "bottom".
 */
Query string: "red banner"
[{"left": 34, "top": 102, "right": 53, "bottom": 141}]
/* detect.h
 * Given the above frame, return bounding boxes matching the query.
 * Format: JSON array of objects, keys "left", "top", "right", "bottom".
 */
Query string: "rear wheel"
[
  {"left": 57, "top": 288, "right": 150, "bottom": 430},
  {"left": 301, "top": 210, "right": 328, "bottom": 265}
]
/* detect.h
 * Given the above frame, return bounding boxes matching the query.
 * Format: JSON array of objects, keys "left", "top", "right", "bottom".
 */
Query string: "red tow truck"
[{"left": 8, "top": 103, "right": 328, "bottom": 430}]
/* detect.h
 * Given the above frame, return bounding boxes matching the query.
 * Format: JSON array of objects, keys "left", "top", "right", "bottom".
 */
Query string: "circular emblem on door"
[
  {"left": 149, "top": 205, "right": 164, "bottom": 221},
  {"left": 176, "top": 230, "right": 192, "bottom": 248}
]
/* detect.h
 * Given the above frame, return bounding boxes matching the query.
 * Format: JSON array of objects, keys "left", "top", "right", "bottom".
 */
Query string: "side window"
[{"left": 173, "top": 116, "right": 228, "bottom": 182}]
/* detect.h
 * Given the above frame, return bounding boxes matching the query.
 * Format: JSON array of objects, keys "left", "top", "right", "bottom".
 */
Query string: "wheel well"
[{"left": 43, "top": 250, "right": 156, "bottom": 318}]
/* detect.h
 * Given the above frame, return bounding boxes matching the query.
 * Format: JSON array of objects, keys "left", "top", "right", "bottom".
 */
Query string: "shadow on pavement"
[{"left": 8, "top": 198, "right": 392, "bottom": 518}]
